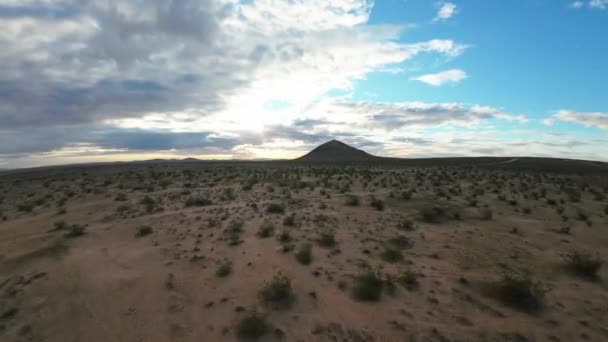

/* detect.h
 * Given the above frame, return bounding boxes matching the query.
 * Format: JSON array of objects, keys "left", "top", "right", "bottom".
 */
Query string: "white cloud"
[
  {"left": 542, "top": 118, "right": 555, "bottom": 126},
  {"left": 571, "top": 1, "right": 585, "bottom": 8},
  {"left": 433, "top": 2, "right": 457, "bottom": 22},
  {"left": 570, "top": 0, "right": 608, "bottom": 9},
  {"left": 554, "top": 110, "right": 608, "bottom": 129},
  {"left": 590, "top": 0, "right": 608, "bottom": 9},
  {"left": 411, "top": 69, "right": 467, "bottom": 86}
]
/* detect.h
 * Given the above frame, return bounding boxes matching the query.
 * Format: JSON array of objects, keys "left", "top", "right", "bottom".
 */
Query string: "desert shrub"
[
  {"left": 576, "top": 211, "right": 588, "bottom": 221},
  {"left": 564, "top": 251, "right": 603, "bottom": 278},
  {"left": 380, "top": 246, "right": 403, "bottom": 263},
  {"left": 114, "top": 193, "right": 128, "bottom": 201},
  {"left": 139, "top": 196, "right": 156, "bottom": 213},
  {"left": 276, "top": 230, "right": 291, "bottom": 243},
  {"left": 523, "top": 207, "right": 531, "bottom": 214},
  {"left": 216, "top": 260, "right": 233, "bottom": 277},
  {"left": 135, "top": 225, "right": 153, "bottom": 237},
  {"left": 480, "top": 208, "right": 493, "bottom": 220},
  {"left": 185, "top": 196, "right": 212, "bottom": 207},
  {"left": 115, "top": 204, "right": 131, "bottom": 214},
  {"left": 259, "top": 271, "right": 294, "bottom": 308},
  {"left": 398, "top": 271, "right": 420, "bottom": 290},
  {"left": 283, "top": 213, "right": 296, "bottom": 226},
  {"left": 16, "top": 202, "right": 34, "bottom": 213},
  {"left": 317, "top": 230, "right": 336, "bottom": 247},
  {"left": 52, "top": 220, "right": 68, "bottom": 231},
  {"left": 226, "top": 221, "right": 244, "bottom": 246},
  {"left": 345, "top": 195, "right": 360, "bottom": 206},
  {"left": 491, "top": 273, "right": 548, "bottom": 312},
  {"left": 266, "top": 203, "right": 284, "bottom": 214},
  {"left": 65, "top": 224, "right": 86, "bottom": 238},
  {"left": 221, "top": 187, "right": 236, "bottom": 201},
  {"left": 370, "top": 197, "right": 385, "bottom": 211},
  {"left": 386, "top": 236, "right": 413, "bottom": 250},
  {"left": 397, "top": 219, "right": 415, "bottom": 231},
  {"left": 399, "top": 191, "right": 412, "bottom": 201},
  {"left": 352, "top": 272, "right": 383, "bottom": 301},
  {"left": 256, "top": 221, "right": 274, "bottom": 238},
  {"left": 236, "top": 311, "right": 269, "bottom": 340},
  {"left": 295, "top": 243, "right": 312, "bottom": 265},
  {"left": 419, "top": 206, "right": 447, "bottom": 223}
]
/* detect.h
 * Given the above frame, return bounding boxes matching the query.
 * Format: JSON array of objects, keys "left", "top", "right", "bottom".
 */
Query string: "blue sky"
[{"left": 0, "top": 0, "right": 607, "bottom": 168}]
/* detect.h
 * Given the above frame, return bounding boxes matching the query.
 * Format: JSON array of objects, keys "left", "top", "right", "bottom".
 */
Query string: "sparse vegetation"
[
  {"left": 266, "top": 203, "right": 285, "bottom": 214},
  {"left": 398, "top": 271, "right": 420, "bottom": 290},
  {"left": 135, "top": 225, "right": 153, "bottom": 237},
  {"left": 295, "top": 243, "right": 312, "bottom": 265},
  {"left": 352, "top": 272, "right": 383, "bottom": 302},
  {"left": 317, "top": 229, "right": 336, "bottom": 247},
  {"left": 185, "top": 195, "right": 212, "bottom": 207},
  {"left": 380, "top": 246, "right": 403, "bottom": 263},
  {"left": 259, "top": 271, "right": 294, "bottom": 308},
  {"left": 256, "top": 221, "right": 275, "bottom": 238},
  {"left": 64, "top": 224, "right": 86, "bottom": 238},
  {"left": 216, "top": 260, "right": 233, "bottom": 277},
  {"left": 370, "top": 196, "right": 385, "bottom": 211},
  {"left": 345, "top": 194, "right": 360, "bottom": 206},
  {"left": 564, "top": 251, "right": 603, "bottom": 279},
  {"left": 491, "top": 273, "right": 548, "bottom": 312},
  {"left": 236, "top": 311, "right": 269, "bottom": 340}
]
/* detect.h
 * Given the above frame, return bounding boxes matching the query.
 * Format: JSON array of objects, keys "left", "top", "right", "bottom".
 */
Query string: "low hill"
[{"left": 294, "top": 140, "right": 378, "bottom": 162}]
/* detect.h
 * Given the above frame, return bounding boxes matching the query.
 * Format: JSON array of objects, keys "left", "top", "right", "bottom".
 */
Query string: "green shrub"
[
  {"left": 370, "top": 197, "right": 384, "bottom": 211},
  {"left": 380, "top": 246, "right": 403, "bottom": 263},
  {"left": 317, "top": 230, "right": 336, "bottom": 247},
  {"left": 184, "top": 196, "right": 212, "bottom": 207},
  {"left": 386, "top": 236, "right": 413, "bottom": 250},
  {"left": 480, "top": 208, "right": 493, "bottom": 220},
  {"left": 491, "top": 273, "right": 548, "bottom": 312},
  {"left": 256, "top": 221, "right": 274, "bottom": 238},
  {"left": 236, "top": 311, "right": 269, "bottom": 340},
  {"left": 266, "top": 203, "right": 284, "bottom": 214},
  {"left": 397, "top": 219, "right": 415, "bottom": 231},
  {"left": 564, "top": 251, "right": 603, "bottom": 279},
  {"left": 295, "top": 244, "right": 312, "bottom": 265},
  {"left": 135, "top": 225, "right": 153, "bottom": 237},
  {"left": 398, "top": 271, "right": 420, "bottom": 290},
  {"left": 352, "top": 272, "right": 383, "bottom": 301},
  {"left": 65, "top": 224, "right": 86, "bottom": 238},
  {"left": 399, "top": 191, "right": 412, "bottom": 201},
  {"left": 283, "top": 213, "right": 296, "bottom": 226},
  {"left": 345, "top": 195, "right": 360, "bottom": 206},
  {"left": 216, "top": 260, "right": 233, "bottom": 277},
  {"left": 16, "top": 202, "right": 34, "bottom": 213},
  {"left": 419, "top": 206, "right": 446, "bottom": 223},
  {"left": 259, "top": 271, "right": 294, "bottom": 308}
]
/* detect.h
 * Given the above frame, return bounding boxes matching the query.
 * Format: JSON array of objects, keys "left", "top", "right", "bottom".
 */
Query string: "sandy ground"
[{"left": 0, "top": 164, "right": 607, "bottom": 341}]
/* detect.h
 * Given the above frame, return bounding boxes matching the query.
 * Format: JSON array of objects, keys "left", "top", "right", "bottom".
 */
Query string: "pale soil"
[{"left": 0, "top": 164, "right": 607, "bottom": 341}]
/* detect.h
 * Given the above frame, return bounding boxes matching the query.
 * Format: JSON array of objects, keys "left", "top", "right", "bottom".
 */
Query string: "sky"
[{"left": 0, "top": 0, "right": 607, "bottom": 168}]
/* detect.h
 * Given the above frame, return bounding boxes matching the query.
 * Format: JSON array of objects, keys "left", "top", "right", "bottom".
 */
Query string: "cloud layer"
[{"left": 0, "top": 0, "right": 605, "bottom": 168}]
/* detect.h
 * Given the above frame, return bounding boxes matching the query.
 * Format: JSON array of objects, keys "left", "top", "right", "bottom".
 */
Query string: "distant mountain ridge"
[{"left": 295, "top": 139, "right": 378, "bottom": 162}]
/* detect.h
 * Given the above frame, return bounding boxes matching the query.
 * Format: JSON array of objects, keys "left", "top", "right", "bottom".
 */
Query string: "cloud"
[
  {"left": 571, "top": 1, "right": 585, "bottom": 8},
  {"left": 323, "top": 101, "right": 528, "bottom": 130},
  {"left": 542, "top": 118, "right": 555, "bottom": 126},
  {"left": 554, "top": 110, "right": 608, "bottom": 129},
  {"left": 570, "top": 0, "right": 608, "bottom": 9},
  {"left": 0, "top": 0, "right": 472, "bottom": 166},
  {"left": 433, "top": 2, "right": 457, "bottom": 22},
  {"left": 590, "top": 0, "right": 608, "bottom": 9},
  {"left": 411, "top": 69, "right": 467, "bottom": 86}
]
